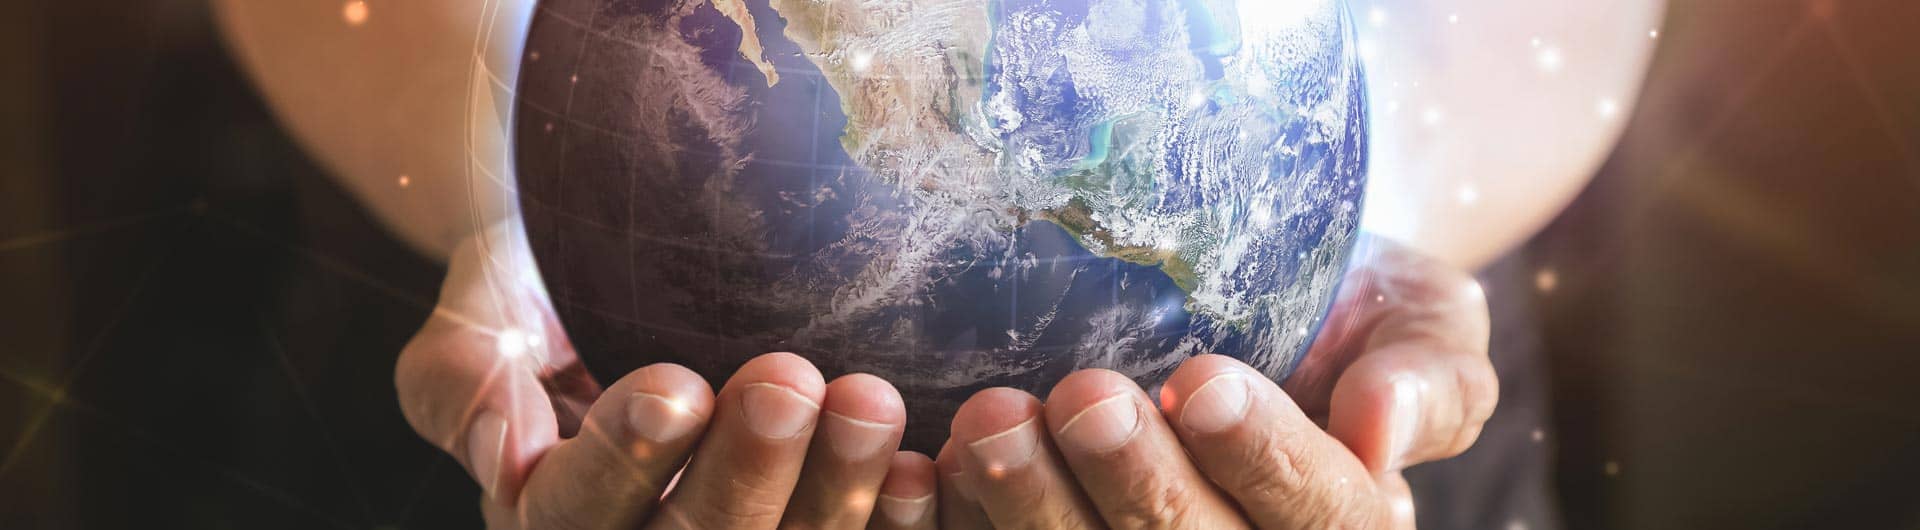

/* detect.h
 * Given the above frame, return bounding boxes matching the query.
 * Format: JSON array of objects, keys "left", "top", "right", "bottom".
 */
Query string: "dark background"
[{"left": 2, "top": 0, "right": 1917, "bottom": 528}]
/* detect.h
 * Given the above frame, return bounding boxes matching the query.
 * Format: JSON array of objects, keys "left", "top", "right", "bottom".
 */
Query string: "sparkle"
[
  {"left": 529, "top": 50, "right": 542, "bottom": 62},
  {"left": 1649, "top": 29, "right": 1660, "bottom": 39},
  {"left": 1535, "top": 269, "right": 1558, "bottom": 292},
  {"left": 1530, "top": 37, "right": 1542, "bottom": 48},
  {"left": 1537, "top": 47, "right": 1564, "bottom": 73},
  {"left": 496, "top": 328, "right": 530, "bottom": 358},
  {"left": 1456, "top": 185, "right": 1479, "bottom": 205},
  {"left": 849, "top": 50, "right": 874, "bottom": 73},
  {"left": 1368, "top": 7, "right": 1388, "bottom": 27},
  {"left": 397, "top": 175, "right": 411, "bottom": 188},
  {"left": 570, "top": 74, "right": 579, "bottom": 84},
  {"left": 1531, "top": 428, "right": 1546, "bottom": 442},
  {"left": 342, "top": 1, "right": 369, "bottom": 26},
  {"left": 1604, "top": 461, "right": 1622, "bottom": 476},
  {"left": 1422, "top": 107, "right": 1445, "bottom": 126},
  {"left": 1391, "top": 494, "right": 1415, "bottom": 519},
  {"left": 1597, "top": 98, "right": 1621, "bottom": 119},
  {"left": 664, "top": 396, "right": 692, "bottom": 415},
  {"left": 1507, "top": 519, "right": 1530, "bottom": 530},
  {"left": 1448, "top": 13, "right": 1459, "bottom": 24}
]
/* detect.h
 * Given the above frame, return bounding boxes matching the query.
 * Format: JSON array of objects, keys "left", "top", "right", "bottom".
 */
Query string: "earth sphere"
[{"left": 514, "top": 0, "right": 1369, "bottom": 451}]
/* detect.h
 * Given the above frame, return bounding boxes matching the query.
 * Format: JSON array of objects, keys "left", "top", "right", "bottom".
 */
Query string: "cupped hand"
[
  {"left": 936, "top": 235, "right": 1496, "bottom": 529},
  {"left": 394, "top": 222, "right": 936, "bottom": 529}
]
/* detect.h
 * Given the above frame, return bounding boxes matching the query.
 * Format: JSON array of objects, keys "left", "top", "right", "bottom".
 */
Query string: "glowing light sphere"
[{"left": 514, "top": 0, "right": 1370, "bottom": 450}]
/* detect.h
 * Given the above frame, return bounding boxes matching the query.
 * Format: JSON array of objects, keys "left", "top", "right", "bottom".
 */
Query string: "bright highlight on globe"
[{"left": 516, "top": 0, "right": 1369, "bottom": 449}]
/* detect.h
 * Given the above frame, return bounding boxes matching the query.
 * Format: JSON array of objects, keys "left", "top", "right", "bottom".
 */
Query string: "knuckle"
[
  {"left": 1223, "top": 430, "right": 1313, "bottom": 504},
  {"left": 1456, "top": 358, "right": 1499, "bottom": 421},
  {"left": 1452, "top": 360, "right": 1499, "bottom": 445},
  {"left": 1292, "top": 477, "right": 1387, "bottom": 530},
  {"left": 678, "top": 478, "right": 789, "bottom": 528},
  {"left": 1330, "top": 487, "right": 1391, "bottom": 530},
  {"left": 1101, "top": 475, "right": 1196, "bottom": 530},
  {"left": 1224, "top": 431, "right": 1389, "bottom": 530}
]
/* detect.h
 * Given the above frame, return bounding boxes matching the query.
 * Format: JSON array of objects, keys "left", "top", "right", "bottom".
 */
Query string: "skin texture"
[
  {"left": 216, "top": 1, "right": 1660, "bottom": 527},
  {"left": 936, "top": 236, "right": 1491, "bottom": 529},
  {"left": 396, "top": 223, "right": 918, "bottom": 529}
]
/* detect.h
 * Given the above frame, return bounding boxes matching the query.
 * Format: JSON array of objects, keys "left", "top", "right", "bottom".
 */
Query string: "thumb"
[{"left": 395, "top": 222, "right": 567, "bottom": 504}]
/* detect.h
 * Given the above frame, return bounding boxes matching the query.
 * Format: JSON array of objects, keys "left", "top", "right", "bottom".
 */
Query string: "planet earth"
[{"left": 514, "top": 0, "right": 1369, "bottom": 451}]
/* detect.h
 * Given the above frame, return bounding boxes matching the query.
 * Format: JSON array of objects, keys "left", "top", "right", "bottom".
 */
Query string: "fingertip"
[
  {"left": 1325, "top": 362, "right": 1406, "bottom": 474},
  {"left": 731, "top": 351, "right": 827, "bottom": 402},
  {"left": 1043, "top": 370, "right": 1149, "bottom": 450},
  {"left": 948, "top": 387, "right": 1041, "bottom": 444},
  {"left": 1161, "top": 354, "right": 1259, "bottom": 415},
  {"left": 622, "top": 363, "right": 716, "bottom": 416},
  {"left": 1327, "top": 346, "right": 1498, "bottom": 473},
  {"left": 823, "top": 373, "right": 905, "bottom": 426},
  {"left": 1043, "top": 369, "right": 1135, "bottom": 416},
  {"left": 881, "top": 451, "right": 938, "bottom": 499},
  {"left": 611, "top": 364, "right": 716, "bottom": 446}
]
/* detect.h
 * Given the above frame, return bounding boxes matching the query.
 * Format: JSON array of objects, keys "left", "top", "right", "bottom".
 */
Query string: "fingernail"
[
  {"left": 822, "top": 411, "right": 895, "bottom": 460},
  {"left": 968, "top": 418, "right": 1039, "bottom": 474},
  {"left": 467, "top": 411, "right": 507, "bottom": 499},
  {"left": 1056, "top": 394, "right": 1140, "bottom": 453},
  {"left": 1386, "top": 377, "right": 1424, "bottom": 470},
  {"left": 740, "top": 383, "right": 820, "bottom": 440},
  {"left": 877, "top": 494, "right": 933, "bottom": 525},
  {"left": 1181, "top": 374, "right": 1250, "bottom": 434},
  {"left": 629, "top": 392, "right": 700, "bottom": 443}
]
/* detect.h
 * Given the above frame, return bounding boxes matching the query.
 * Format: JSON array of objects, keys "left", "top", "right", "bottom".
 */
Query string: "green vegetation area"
[{"left": 1032, "top": 196, "right": 1201, "bottom": 294}]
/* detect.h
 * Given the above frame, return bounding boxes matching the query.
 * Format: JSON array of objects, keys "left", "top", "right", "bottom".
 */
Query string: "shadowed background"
[{"left": 2, "top": 0, "right": 1917, "bottom": 528}]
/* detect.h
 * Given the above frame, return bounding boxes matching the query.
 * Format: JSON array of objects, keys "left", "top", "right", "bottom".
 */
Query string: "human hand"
[
  {"left": 394, "top": 222, "right": 937, "bottom": 528},
  {"left": 934, "top": 235, "right": 1496, "bottom": 529}
]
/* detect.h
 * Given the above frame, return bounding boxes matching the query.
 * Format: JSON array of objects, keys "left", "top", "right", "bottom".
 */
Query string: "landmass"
[{"left": 712, "top": 0, "right": 781, "bottom": 86}]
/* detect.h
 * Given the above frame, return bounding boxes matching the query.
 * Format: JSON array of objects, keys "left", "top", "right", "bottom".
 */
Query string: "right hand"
[{"left": 395, "top": 222, "right": 941, "bottom": 529}]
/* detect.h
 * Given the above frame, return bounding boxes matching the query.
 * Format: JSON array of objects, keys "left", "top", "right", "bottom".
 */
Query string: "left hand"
[{"left": 932, "top": 235, "right": 1497, "bottom": 529}]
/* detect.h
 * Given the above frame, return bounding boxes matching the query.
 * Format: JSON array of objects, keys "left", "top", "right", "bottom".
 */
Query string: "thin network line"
[
  {"left": 0, "top": 215, "right": 189, "bottom": 480},
  {"left": 261, "top": 321, "right": 380, "bottom": 526},
  {"left": 1818, "top": 21, "right": 1920, "bottom": 196},
  {"left": 0, "top": 206, "right": 189, "bottom": 254},
  {"left": 0, "top": 364, "right": 359, "bottom": 529}
]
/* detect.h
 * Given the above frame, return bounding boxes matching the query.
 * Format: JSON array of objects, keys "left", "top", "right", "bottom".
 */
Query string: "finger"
[
  {"left": 396, "top": 314, "right": 558, "bottom": 504},
  {"left": 648, "top": 352, "right": 826, "bottom": 529},
  {"left": 935, "top": 440, "right": 992, "bottom": 530},
  {"left": 948, "top": 388, "right": 1105, "bottom": 530},
  {"left": 1161, "top": 355, "right": 1389, "bottom": 530},
  {"left": 1293, "top": 237, "right": 1497, "bottom": 473},
  {"left": 1381, "top": 472, "right": 1417, "bottom": 530},
  {"left": 395, "top": 223, "right": 571, "bottom": 504},
  {"left": 781, "top": 373, "right": 906, "bottom": 529},
  {"left": 508, "top": 363, "right": 714, "bottom": 528},
  {"left": 1287, "top": 234, "right": 1490, "bottom": 420},
  {"left": 1325, "top": 341, "right": 1498, "bottom": 474},
  {"left": 869, "top": 452, "right": 938, "bottom": 530},
  {"left": 1043, "top": 370, "right": 1248, "bottom": 529}
]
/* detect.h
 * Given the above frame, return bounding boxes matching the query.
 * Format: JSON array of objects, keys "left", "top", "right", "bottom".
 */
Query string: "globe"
[{"left": 514, "top": 0, "right": 1368, "bottom": 451}]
